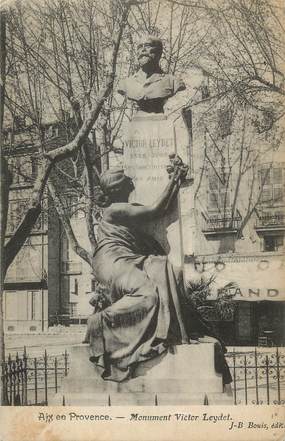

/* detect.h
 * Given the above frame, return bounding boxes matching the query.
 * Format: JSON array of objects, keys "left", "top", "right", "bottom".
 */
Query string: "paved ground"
[
  {"left": 6, "top": 329, "right": 283, "bottom": 357},
  {"left": 5, "top": 325, "right": 86, "bottom": 357}
]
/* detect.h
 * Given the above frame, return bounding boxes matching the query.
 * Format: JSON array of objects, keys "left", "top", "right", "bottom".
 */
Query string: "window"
[
  {"left": 217, "top": 107, "right": 233, "bottom": 138},
  {"left": 259, "top": 166, "right": 284, "bottom": 206},
  {"left": 13, "top": 115, "right": 26, "bottom": 129},
  {"left": 71, "top": 278, "right": 79, "bottom": 295},
  {"left": 65, "top": 242, "right": 70, "bottom": 262},
  {"left": 64, "top": 194, "right": 79, "bottom": 218},
  {"left": 207, "top": 170, "right": 231, "bottom": 213},
  {"left": 263, "top": 235, "right": 284, "bottom": 252},
  {"left": 5, "top": 291, "right": 17, "bottom": 320},
  {"left": 11, "top": 157, "right": 21, "bottom": 185},
  {"left": 9, "top": 156, "right": 35, "bottom": 186},
  {"left": 33, "top": 214, "right": 43, "bottom": 231},
  {"left": 69, "top": 303, "right": 78, "bottom": 316},
  {"left": 47, "top": 125, "right": 54, "bottom": 138},
  {"left": 31, "top": 158, "right": 37, "bottom": 178},
  {"left": 45, "top": 124, "right": 59, "bottom": 139},
  {"left": 30, "top": 291, "right": 36, "bottom": 320},
  {"left": 7, "top": 201, "right": 18, "bottom": 233},
  {"left": 28, "top": 291, "right": 40, "bottom": 321},
  {"left": 31, "top": 291, "right": 35, "bottom": 320},
  {"left": 91, "top": 278, "right": 96, "bottom": 292},
  {"left": 7, "top": 200, "right": 28, "bottom": 233}
]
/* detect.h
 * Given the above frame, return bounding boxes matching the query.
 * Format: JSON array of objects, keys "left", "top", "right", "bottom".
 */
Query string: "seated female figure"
[{"left": 85, "top": 159, "right": 231, "bottom": 386}]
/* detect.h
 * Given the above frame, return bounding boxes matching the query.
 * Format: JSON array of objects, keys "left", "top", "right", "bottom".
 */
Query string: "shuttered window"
[
  {"left": 260, "top": 166, "right": 284, "bottom": 205},
  {"left": 207, "top": 171, "right": 231, "bottom": 212}
]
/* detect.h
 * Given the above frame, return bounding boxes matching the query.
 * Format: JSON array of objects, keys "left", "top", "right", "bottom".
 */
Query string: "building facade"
[
  {"left": 182, "top": 100, "right": 285, "bottom": 346},
  {"left": 4, "top": 144, "right": 50, "bottom": 333},
  {"left": 3, "top": 120, "right": 74, "bottom": 332},
  {"left": 60, "top": 214, "right": 95, "bottom": 323}
]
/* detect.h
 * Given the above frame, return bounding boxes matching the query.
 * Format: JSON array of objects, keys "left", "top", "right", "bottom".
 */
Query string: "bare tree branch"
[{"left": 48, "top": 179, "right": 92, "bottom": 266}]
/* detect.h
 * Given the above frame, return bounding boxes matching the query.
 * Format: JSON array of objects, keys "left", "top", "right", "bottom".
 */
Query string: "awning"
[{"left": 185, "top": 254, "right": 285, "bottom": 301}]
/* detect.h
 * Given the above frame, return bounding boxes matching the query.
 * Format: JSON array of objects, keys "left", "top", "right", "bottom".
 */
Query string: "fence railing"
[
  {"left": 202, "top": 216, "right": 242, "bottom": 233},
  {"left": 2, "top": 347, "right": 284, "bottom": 406},
  {"left": 2, "top": 348, "right": 69, "bottom": 405},
  {"left": 225, "top": 347, "right": 285, "bottom": 405},
  {"left": 255, "top": 213, "right": 285, "bottom": 229}
]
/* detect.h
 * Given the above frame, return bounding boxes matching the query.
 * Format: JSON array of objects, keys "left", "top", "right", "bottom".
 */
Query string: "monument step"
[
  {"left": 51, "top": 343, "right": 233, "bottom": 405},
  {"left": 67, "top": 343, "right": 221, "bottom": 379},
  {"left": 62, "top": 376, "right": 222, "bottom": 394}
]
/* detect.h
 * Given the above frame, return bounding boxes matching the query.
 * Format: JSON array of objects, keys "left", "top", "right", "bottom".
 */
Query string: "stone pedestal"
[
  {"left": 124, "top": 115, "right": 175, "bottom": 204},
  {"left": 123, "top": 113, "right": 193, "bottom": 266},
  {"left": 51, "top": 343, "right": 233, "bottom": 405}
]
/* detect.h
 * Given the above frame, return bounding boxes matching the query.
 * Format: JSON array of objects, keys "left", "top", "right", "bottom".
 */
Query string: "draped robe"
[{"left": 88, "top": 219, "right": 231, "bottom": 383}]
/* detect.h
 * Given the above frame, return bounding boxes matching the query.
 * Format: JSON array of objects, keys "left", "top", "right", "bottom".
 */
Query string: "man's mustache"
[{"left": 138, "top": 53, "right": 155, "bottom": 60}]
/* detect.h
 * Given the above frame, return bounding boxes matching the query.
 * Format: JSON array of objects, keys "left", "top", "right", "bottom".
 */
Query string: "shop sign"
[
  {"left": 208, "top": 287, "right": 281, "bottom": 301},
  {"left": 186, "top": 255, "right": 285, "bottom": 301}
]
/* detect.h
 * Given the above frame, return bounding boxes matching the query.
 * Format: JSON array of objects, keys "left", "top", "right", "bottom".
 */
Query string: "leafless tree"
[
  {"left": 3, "top": 0, "right": 132, "bottom": 279},
  {"left": 194, "top": 98, "right": 283, "bottom": 253},
  {"left": 185, "top": 0, "right": 285, "bottom": 131},
  {"left": 0, "top": 8, "right": 9, "bottom": 405}
]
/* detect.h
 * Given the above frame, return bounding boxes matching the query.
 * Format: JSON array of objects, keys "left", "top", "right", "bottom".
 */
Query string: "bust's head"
[{"left": 137, "top": 36, "right": 163, "bottom": 70}]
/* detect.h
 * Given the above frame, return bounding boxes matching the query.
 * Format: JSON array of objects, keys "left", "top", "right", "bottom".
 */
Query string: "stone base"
[{"left": 51, "top": 343, "right": 233, "bottom": 406}]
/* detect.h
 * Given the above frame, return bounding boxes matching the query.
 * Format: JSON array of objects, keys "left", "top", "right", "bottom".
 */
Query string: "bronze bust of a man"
[{"left": 118, "top": 36, "right": 186, "bottom": 113}]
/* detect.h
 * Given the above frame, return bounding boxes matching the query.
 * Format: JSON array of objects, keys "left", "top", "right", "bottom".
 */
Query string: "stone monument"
[
  {"left": 53, "top": 36, "right": 233, "bottom": 406},
  {"left": 119, "top": 36, "right": 189, "bottom": 265}
]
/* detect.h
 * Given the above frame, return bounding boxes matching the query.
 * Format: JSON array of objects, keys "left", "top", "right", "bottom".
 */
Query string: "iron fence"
[
  {"left": 1, "top": 347, "right": 284, "bottom": 405},
  {"left": 202, "top": 216, "right": 242, "bottom": 233},
  {"left": 2, "top": 348, "right": 69, "bottom": 405},
  {"left": 255, "top": 213, "right": 285, "bottom": 229},
  {"left": 225, "top": 347, "right": 285, "bottom": 405}
]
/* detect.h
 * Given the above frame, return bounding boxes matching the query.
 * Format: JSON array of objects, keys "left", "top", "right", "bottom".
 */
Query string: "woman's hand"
[
  {"left": 105, "top": 155, "right": 189, "bottom": 225},
  {"left": 166, "top": 154, "right": 189, "bottom": 184}
]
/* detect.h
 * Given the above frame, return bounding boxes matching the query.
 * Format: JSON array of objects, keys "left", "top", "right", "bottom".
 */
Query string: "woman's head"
[{"left": 96, "top": 168, "right": 134, "bottom": 206}]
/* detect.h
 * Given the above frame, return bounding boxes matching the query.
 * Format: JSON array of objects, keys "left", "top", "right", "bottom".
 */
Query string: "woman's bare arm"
[{"left": 105, "top": 164, "right": 187, "bottom": 225}]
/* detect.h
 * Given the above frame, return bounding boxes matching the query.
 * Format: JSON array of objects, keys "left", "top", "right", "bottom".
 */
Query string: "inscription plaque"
[{"left": 123, "top": 114, "right": 179, "bottom": 258}]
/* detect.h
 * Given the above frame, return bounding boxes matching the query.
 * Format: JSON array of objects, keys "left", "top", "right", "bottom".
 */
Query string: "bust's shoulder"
[
  {"left": 117, "top": 72, "right": 143, "bottom": 96},
  {"left": 149, "top": 72, "right": 186, "bottom": 93},
  {"left": 166, "top": 74, "right": 186, "bottom": 93},
  {"left": 117, "top": 70, "right": 186, "bottom": 99}
]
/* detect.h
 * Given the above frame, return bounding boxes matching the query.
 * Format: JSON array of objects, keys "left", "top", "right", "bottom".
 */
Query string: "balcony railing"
[
  {"left": 255, "top": 213, "right": 285, "bottom": 230},
  {"left": 202, "top": 216, "right": 242, "bottom": 234},
  {"left": 61, "top": 261, "right": 82, "bottom": 275}
]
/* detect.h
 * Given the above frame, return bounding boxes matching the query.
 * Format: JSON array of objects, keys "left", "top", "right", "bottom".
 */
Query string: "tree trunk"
[{"left": 0, "top": 10, "right": 7, "bottom": 405}]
